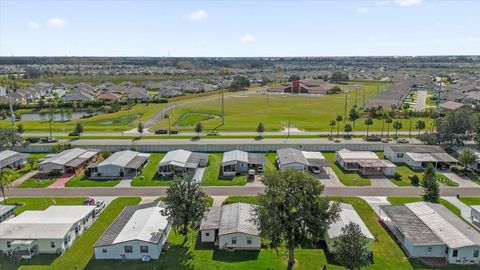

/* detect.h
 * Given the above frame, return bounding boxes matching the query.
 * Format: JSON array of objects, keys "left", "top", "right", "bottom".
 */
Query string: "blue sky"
[{"left": 1, "top": 0, "right": 479, "bottom": 56}]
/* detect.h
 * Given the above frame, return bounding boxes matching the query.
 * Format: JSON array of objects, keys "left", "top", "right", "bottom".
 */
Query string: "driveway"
[
  {"left": 369, "top": 176, "right": 396, "bottom": 187},
  {"left": 321, "top": 167, "right": 344, "bottom": 187},
  {"left": 414, "top": 90, "right": 435, "bottom": 112},
  {"left": 440, "top": 172, "right": 479, "bottom": 187},
  {"left": 12, "top": 170, "right": 38, "bottom": 187},
  {"left": 48, "top": 173, "right": 75, "bottom": 188},
  {"left": 361, "top": 196, "right": 391, "bottom": 219},
  {"left": 193, "top": 167, "right": 206, "bottom": 183},
  {"left": 116, "top": 177, "right": 134, "bottom": 188}
]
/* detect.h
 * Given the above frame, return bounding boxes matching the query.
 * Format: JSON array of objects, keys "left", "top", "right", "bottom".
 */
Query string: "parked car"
[
  {"left": 206, "top": 131, "right": 220, "bottom": 136},
  {"left": 94, "top": 200, "right": 105, "bottom": 213},
  {"left": 365, "top": 135, "right": 381, "bottom": 142},
  {"left": 83, "top": 198, "right": 95, "bottom": 206},
  {"left": 396, "top": 138, "right": 410, "bottom": 143},
  {"left": 155, "top": 129, "right": 168, "bottom": 134},
  {"left": 256, "top": 165, "right": 264, "bottom": 173}
]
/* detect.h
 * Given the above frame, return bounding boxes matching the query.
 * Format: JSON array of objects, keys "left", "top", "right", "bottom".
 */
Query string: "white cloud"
[
  {"left": 27, "top": 21, "right": 40, "bottom": 29},
  {"left": 240, "top": 33, "right": 256, "bottom": 44},
  {"left": 376, "top": 0, "right": 391, "bottom": 5},
  {"left": 357, "top": 7, "right": 368, "bottom": 14},
  {"left": 394, "top": 0, "right": 422, "bottom": 6},
  {"left": 187, "top": 10, "right": 208, "bottom": 21},
  {"left": 46, "top": 18, "right": 67, "bottom": 27}
]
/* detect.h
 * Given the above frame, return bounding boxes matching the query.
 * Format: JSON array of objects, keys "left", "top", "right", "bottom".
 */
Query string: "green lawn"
[
  {"left": 323, "top": 152, "right": 371, "bottom": 186},
  {"left": 435, "top": 173, "right": 459, "bottom": 187},
  {"left": 201, "top": 153, "right": 248, "bottom": 186},
  {"left": 222, "top": 196, "right": 259, "bottom": 205},
  {"left": 6, "top": 197, "right": 141, "bottom": 270},
  {"left": 130, "top": 153, "right": 175, "bottom": 186},
  {"left": 389, "top": 164, "right": 423, "bottom": 186},
  {"left": 465, "top": 171, "right": 480, "bottom": 185},
  {"left": 65, "top": 172, "right": 121, "bottom": 187},
  {"left": 11, "top": 153, "right": 46, "bottom": 180},
  {"left": 0, "top": 197, "right": 86, "bottom": 214},
  {"left": 176, "top": 112, "right": 217, "bottom": 127},
  {"left": 19, "top": 177, "right": 57, "bottom": 188},
  {"left": 459, "top": 197, "right": 480, "bottom": 206},
  {"left": 153, "top": 82, "right": 433, "bottom": 132}
]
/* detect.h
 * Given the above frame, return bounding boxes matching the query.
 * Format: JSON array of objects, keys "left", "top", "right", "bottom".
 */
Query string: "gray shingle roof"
[
  {"left": 200, "top": 206, "right": 221, "bottom": 230},
  {"left": 218, "top": 203, "right": 259, "bottom": 236}
]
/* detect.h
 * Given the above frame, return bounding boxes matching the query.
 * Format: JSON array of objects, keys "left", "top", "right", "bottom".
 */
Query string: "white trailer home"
[{"left": 87, "top": 150, "right": 150, "bottom": 178}]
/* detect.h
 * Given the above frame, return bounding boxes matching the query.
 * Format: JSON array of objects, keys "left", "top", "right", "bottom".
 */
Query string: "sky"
[{"left": 0, "top": 0, "right": 479, "bottom": 57}]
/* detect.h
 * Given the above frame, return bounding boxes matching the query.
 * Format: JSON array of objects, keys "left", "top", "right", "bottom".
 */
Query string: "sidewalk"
[
  {"left": 361, "top": 196, "right": 391, "bottom": 219},
  {"left": 12, "top": 170, "right": 38, "bottom": 187}
]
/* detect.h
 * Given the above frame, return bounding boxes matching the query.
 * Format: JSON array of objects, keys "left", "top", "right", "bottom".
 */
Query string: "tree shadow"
[
  {"left": 194, "top": 234, "right": 215, "bottom": 250},
  {"left": 0, "top": 254, "right": 58, "bottom": 269},
  {"left": 212, "top": 249, "right": 260, "bottom": 263}
]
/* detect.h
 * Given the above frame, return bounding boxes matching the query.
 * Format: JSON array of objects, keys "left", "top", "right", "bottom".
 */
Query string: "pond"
[{"left": 19, "top": 111, "right": 88, "bottom": 121}]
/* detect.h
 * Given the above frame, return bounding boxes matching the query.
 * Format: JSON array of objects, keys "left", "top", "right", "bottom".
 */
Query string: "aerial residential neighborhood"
[{"left": 0, "top": 0, "right": 479, "bottom": 269}]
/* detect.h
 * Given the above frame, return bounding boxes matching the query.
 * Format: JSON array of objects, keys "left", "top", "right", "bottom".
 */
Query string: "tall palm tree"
[
  {"left": 329, "top": 120, "right": 336, "bottom": 139},
  {"left": 385, "top": 116, "right": 393, "bottom": 140},
  {"left": 0, "top": 169, "right": 14, "bottom": 205},
  {"left": 336, "top": 115, "right": 343, "bottom": 140},
  {"left": 393, "top": 121, "right": 403, "bottom": 139},
  {"left": 364, "top": 117, "right": 373, "bottom": 137}
]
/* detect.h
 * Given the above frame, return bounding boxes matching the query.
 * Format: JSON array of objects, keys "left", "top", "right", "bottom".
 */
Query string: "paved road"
[
  {"left": 414, "top": 91, "right": 435, "bottom": 112},
  {"left": 5, "top": 186, "right": 480, "bottom": 197}
]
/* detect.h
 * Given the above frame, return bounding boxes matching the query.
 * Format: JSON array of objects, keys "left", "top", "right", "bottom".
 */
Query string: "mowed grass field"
[
  {"left": 0, "top": 103, "right": 167, "bottom": 133},
  {"left": 153, "top": 82, "right": 434, "bottom": 132}
]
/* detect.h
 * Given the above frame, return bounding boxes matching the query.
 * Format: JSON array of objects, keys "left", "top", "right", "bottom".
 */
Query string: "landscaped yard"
[
  {"left": 130, "top": 153, "right": 175, "bottom": 186},
  {"left": 0, "top": 197, "right": 141, "bottom": 270},
  {"left": 435, "top": 173, "right": 459, "bottom": 187},
  {"left": 65, "top": 172, "right": 121, "bottom": 187},
  {"left": 323, "top": 152, "right": 371, "bottom": 186},
  {"left": 11, "top": 153, "right": 47, "bottom": 180},
  {"left": 0, "top": 197, "right": 87, "bottom": 214},
  {"left": 389, "top": 164, "right": 423, "bottom": 186},
  {"left": 19, "top": 177, "right": 58, "bottom": 188},
  {"left": 459, "top": 197, "right": 480, "bottom": 206},
  {"left": 201, "top": 153, "right": 248, "bottom": 186},
  {"left": 222, "top": 196, "right": 259, "bottom": 205}
]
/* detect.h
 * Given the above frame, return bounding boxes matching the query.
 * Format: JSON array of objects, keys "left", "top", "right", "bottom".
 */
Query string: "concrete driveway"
[
  {"left": 361, "top": 196, "right": 391, "bottom": 219},
  {"left": 369, "top": 176, "right": 396, "bottom": 187},
  {"left": 321, "top": 167, "right": 344, "bottom": 187},
  {"left": 414, "top": 90, "right": 435, "bottom": 112},
  {"left": 440, "top": 172, "right": 479, "bottom": 187}
]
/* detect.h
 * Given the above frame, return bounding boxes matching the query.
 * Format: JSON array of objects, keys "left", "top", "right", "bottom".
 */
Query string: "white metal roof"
[
  {"left": 222, "top": 150, "right": 249, "bottom": 164},
  {"left": 337, "top": 149, "right": 379, "bottom": 160},
  {"left": 159, "top": 149, "right": 192, "bottom": 168},
  {"left": 40, "top": 148, "right": 98, "bottom": 166},
  {"left": 97, "top": 150, "right": 149, "bottom": 168},
  {"left": 405, "top": 152, "right": 437, "bottom": 162},
  {"left": 0, "top": 150, "right": 19, "bottom": 161},
  {"left": 0, "top": 206, "right": 95, "bottom": 240},
  {"left": 327, "top": 203, "right": 375, "bottom": 240},
  {"left": 406, "top": 202, "right": 476, "bottom": 249},
  {"left": 218, "top": 203, "right": 259, "bottom": 236},
  {"left": 113, "top": 204, "right": 169, "bottom": 244}
]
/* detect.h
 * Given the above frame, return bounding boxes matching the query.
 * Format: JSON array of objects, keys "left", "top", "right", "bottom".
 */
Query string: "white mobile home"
[
  {"left": 94, "top": 202, "right": 171, "bottom": 260},
  {"left": 158, "top": 149, "right": 209, "bottom": 177},
  {"left": 87, "top": 150, "right": 150, "bottom": 178},
  {"left": 381, "top": 202, "right": 480, "bottom": 265},
  {"left": 0, "top": 205, "right": 16, "bottom": 223},
  {"left": 384, "top": 145, "right": 457, "bottom": 170},
  {"left": 39, "top": 148, "right": 100, "bottom": 175},
  {"left": 0, "top": 206, "right": 95, "bottom": 259},
  {"left": 324, "top": 203, "right": 375, "bottom": 253},
  {"left": 221, "top": 150, "right": 265, "bottom": 177},
  {"left": 276, "top": 148, "right": 329, "bottom": 174},
  {"left": 0, "top": 150, "right": 29, "bottom": 170},
  {"left": 336, "top": 149, "right": 397, "bottom": 176},
  {"left": 200, "top": 203, "right": 261, "bottom": 250}
]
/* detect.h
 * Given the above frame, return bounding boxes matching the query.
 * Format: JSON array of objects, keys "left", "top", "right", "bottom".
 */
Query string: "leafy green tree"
[
  {"left": 329, "top": 120, "right": 336, "bottom": 139},
  {"left": 66, "top": 109, "right": 73, "bottom": 121},
  {"left": 349, "top": 108, "right": 360, "bottom": 129},
  {"left": 256, "top": 122, "right": 265, "bottom": 138},
  {"left": 253, "top": 169, "right": 340, "bottom": 267},
  {"left": 344, "top": 123, "right": 352, "bottom": 137},
  {"left": 100, "top": 150, "right": 112, "bottom": 160},
  {"left": 458, "top": 148, "right": 477, "bottom": 169},
  {"left": 230, "top": 75, "right": 251, "bottom": 90},
  {"left": 0, "top": 110, "right": 7, "bottom": 120},
  {"left": 17, "top": 124, "right": 24, "bottom": 134},
  {"left": 161, "top": 175, "right": 209, "bottom": 244},
  {"left": 74, "top": 122, "right": 83, "bottom": 134},
  {"left": 288, "top": 75, "right": 301, "bottom": 82},
  {"left": 422, "top": 164, "right": 439, "bottom": 203},
  {"left": 332, "top": 222, "right": 372, "bottom": 270},
  {"left": 0, "top": 169, "right": 14, "bottom": 205},
  {"left": 27, "top": 156, "right": 36, "bottom": 169},
  {"left": 393, "top": 121, "right": 403, "bottom": 139},
  {"left": 415, "top": 120, "right": 426, "bottom": 136},
  {"left": 195, "top": 122, "right": 203, "bottom": 138},
  {"left": 336, "top": 115, "right": 343, "bottom": 139},
  {"left": 364, "top": 117, "right": 373, "bottom": 137},
  {"left": 137, "top": 122, "right": 144, "bottom": 137},
  {"left": 0, "top": 127, "right": 21, "bottom": 147}
]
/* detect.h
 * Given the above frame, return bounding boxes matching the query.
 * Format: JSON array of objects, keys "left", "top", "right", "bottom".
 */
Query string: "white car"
[{"left": 94, "top": 200, "right": 105, "bottom": 213}]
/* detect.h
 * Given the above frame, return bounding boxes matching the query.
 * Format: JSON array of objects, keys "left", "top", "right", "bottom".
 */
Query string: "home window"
[
  {"left": 124, "top": 246, "right": 133, "bottom": 253},
  {"left": 140, "top": 246, "right": 149, "bottom": 253},
  {"left": 452, "top": 250, "right": 458, "bottom": 257},
  {"left": 6, "top": 241, "right": 11, "bottom": 248},
  {"left": 427, "top": 247, "right": 432, "bottom": 252},
  {"left": 231, "top": 237, "right": 237, "bottom": 245},
  {"left": 247, "top": 237, "right": 252, "bottom": 245},
  {"left": 474, "top": 250, "right": 479, "bottom": 258},
  {"left": 205, "top": 232, "right": 210, "bottom": 237},
  {"left": 102, "top": 248, "right": 107, "bottom": 253},
  {"left": 396, "top": 153, "right": 404, "bottom": 158},
  {"left": 51, "top": 241, "right": 56, "bottom": 248}
]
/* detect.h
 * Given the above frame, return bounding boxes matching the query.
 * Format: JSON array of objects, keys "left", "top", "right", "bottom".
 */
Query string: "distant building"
[
  {"left": 94, "top": 202, "right": 171, "bottom": 260},
  {"left": 270, "top": 80, "right": 335, "bottom": 94},
  {"left": 200, "top": 203, "right": 261, "bottom": 250},
  {"left": 439, "top": 101, "right": 464, "bottom": 111}
]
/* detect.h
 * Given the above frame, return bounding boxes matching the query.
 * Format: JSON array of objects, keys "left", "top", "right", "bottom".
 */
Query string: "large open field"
[{"left": 153, "top": 82, "right": 434, "bottom": 132}]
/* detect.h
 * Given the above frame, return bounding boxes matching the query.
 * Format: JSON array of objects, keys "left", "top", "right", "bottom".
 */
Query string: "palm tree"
[
  {"left": 329, "top": 120, "right": 336, "bottom": 139},
  {"left": 416, "top": 120, "right": 426, "bottom": 137},
  {"left": 380, "top": 113, "right": 387, "bottom": 139},
  {"left": 344, "top": 123, "right": 352, "bottom": 138},
  {"left": 364, "top": 117, "right": 373, "bottom": 137},
  {"left": 256, "top": 122, "right": 265, "bottom": 138},
  {"left": 0, "top": 169, "right": 14, "bottom": 205},
  {"left": 385, "top": 116, "right": 393, "bottom": 140},
  {"left": 336, "top": 115, "right": 343, "bottom": 140},
  {"left": 393, "top": 121, "right": 403, "bottom": 139}
]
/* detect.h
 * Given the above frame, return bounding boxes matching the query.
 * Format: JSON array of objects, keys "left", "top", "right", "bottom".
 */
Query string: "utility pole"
[
  {"left": 354, "top": 87, "right": 358, "bottom": 106},
  {"left": 221, "top": 88, "right": 225, "bottom": 126},
  {"left": 362, "top": 87, "right": 366, "bottom": 105},
  {"left": 7, "top": 87, "right": 15, "bottom": 126},
  {"left": 343, "top": 92, "right": 348, "bottom": 124}
]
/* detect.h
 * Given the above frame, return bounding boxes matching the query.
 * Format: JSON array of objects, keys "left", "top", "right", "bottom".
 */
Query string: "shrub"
[
  {"left": 48, "top": 171, "right": 62, "bottom": 177},
  {"left": 409, "top": 175, "right": 420, "bottom": 186},
  {"left": 393, "top": 172, "right": 402, "bottom": 180}
]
